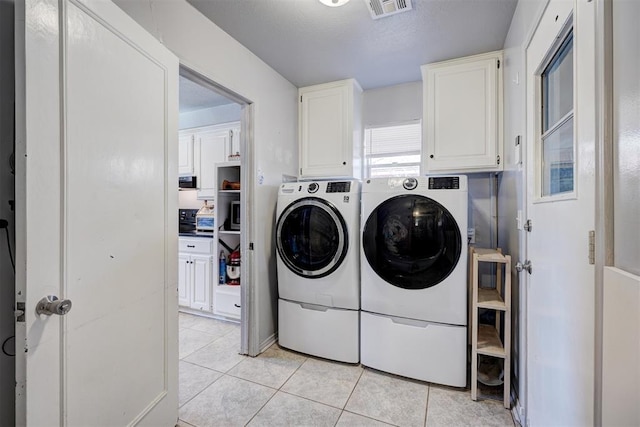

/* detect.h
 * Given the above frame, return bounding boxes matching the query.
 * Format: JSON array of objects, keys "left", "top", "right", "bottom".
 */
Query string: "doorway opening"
[{"left": 177, "top": 65, "right": 253, "bottom": 356}]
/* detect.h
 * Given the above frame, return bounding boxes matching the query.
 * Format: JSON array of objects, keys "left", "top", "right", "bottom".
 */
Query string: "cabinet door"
[
  {"left": 179, "top": 132, "right": 195, "bottom": 176},
  {"left": 178, "top": 253, "right": 191, "bottom": 307},
  {"left": 229, "top": 126, "right": 241, "bottom": 158},
  {"left": 423, "top": 53, "right": 502, "bottom": 172},
  {"left": 214, "top": 287, "right": 241, "bottom": 319},
  {"left": 299, "top": 84, "right": 352, "bottom": 177},
  {"left": 190, "top": 255, "right": 212, "bottom": 311},
  {"left": 196, "top": 129, "right": 229, "bottom": 199}
]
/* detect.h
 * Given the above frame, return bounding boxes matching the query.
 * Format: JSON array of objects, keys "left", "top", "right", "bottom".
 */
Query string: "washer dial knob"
[
  {"left": 308, "top": 182, "right": 319, "bottom": 193},
  {"left": 403, "top": 177, "right": 418, "bottom": 190}
]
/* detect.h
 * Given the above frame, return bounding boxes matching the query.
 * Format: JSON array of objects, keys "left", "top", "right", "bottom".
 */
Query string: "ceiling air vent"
[{"left": 365, "top": 0, "right": 412, "bottom": 20}]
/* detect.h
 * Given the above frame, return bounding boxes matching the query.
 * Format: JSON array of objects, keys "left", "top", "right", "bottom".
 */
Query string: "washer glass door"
[
  {"left": 276, "top": 198, "right": 348, "bottom": 278},
  {"left": 362, "top": 194, "right": 461, "bottom": 289}
]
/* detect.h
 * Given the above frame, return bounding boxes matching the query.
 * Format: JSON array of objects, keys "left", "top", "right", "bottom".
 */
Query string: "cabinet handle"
[
  {"left": 342, "top": 161, "right": 346, "bottom": 165},
  {"left": 229, "top": 130, "right": 233, "bottom": 155},
  {"left": 234, "top": 304, "right": 241, "bottom": 308},
  {"left": 187, "top": 245, "right": 195, "bottom": 248},
  {"left": 430, "top": 154, "right": 434, "bottom": 159}
]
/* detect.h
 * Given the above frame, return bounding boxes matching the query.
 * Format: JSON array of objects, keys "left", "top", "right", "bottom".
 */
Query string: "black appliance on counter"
[{"left": 179, "top": 209, "right": 198, "bottom": 233}]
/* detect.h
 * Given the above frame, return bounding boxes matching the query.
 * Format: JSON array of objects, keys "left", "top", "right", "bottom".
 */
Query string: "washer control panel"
[
  {"left": 326, "top": 181, "right": 351, "bottom": 193},
  {"left": 428, "top": 176, "right": 460, "bottom": 190}
]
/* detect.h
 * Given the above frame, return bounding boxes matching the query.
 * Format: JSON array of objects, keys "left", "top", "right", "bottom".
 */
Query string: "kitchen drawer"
[
  {"left": 179, "top": 237, "right": 213, "bottom": 255},
  {"left": 214, "top": 287, "right": 241, "bottom": 319}
]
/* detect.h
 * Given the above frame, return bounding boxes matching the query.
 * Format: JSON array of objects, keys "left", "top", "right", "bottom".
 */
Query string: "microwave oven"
[
  {"left": 179, "top": 176, "right": 197, "bottom": 189},
  {"left": 230, "top": 201, "right": 240, "bottom": 231}
]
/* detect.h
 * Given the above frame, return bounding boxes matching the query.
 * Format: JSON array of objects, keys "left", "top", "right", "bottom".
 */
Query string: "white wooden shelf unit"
[{"left": 470, "top": 247, "right": 511, "bottom": 409}]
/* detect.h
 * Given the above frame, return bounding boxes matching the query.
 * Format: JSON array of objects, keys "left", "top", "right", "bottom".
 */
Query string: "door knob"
[
  {"left": 36, "top": 295, "right": 72, "bottom": 316},
  {"left": 515, "top": 260, "right": 532, "bottom": 275}
]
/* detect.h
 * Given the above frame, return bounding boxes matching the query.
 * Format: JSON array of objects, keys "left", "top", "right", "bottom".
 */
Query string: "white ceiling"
[
  {"left": 179, "top": 75, "right": 236, "bottom": 113},
  {"left": 186, "top": 0, "right": 518, "bottom": 90}
]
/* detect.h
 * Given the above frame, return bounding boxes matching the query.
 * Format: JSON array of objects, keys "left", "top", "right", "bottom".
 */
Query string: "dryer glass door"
[
  {"left": 362, "top": 194, "right": 461, "bottom": 289},
  {"left": 276, "top": 198, "right": 348, "bottom": 279}
]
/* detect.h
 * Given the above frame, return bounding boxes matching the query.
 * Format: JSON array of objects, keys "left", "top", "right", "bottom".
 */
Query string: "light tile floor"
[{"left": 178, "top": 312, "right": 515, "bottom": 427}]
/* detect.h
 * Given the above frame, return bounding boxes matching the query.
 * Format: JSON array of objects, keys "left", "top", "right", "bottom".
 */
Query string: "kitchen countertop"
[{"left": 179, "top": 231, "right": 214, "bottom": 238}]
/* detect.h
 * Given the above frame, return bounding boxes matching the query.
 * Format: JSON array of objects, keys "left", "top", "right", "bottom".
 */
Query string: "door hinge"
[
  {"left": 300, "top": 95, "right": 302, "bottom": 102},
  {"left": 515, "top": 260, "right": 532, "bottom": 274},
  {"left": 497, "top": 155, "right": 501, "bottom": 165},
  {"left": 249, "top": 242, "right": 254, "bottom": 251},
  {"left": 524, "top": 219, "right": 532, "bottom": 232},
  {"left": 589, "top": 230, "right": 595, "bottom": 265},
  {"left": 300, "top": 168, "right": 302, "bottom": 175},
  {"left": 15, "top": 302, "right": 25, "bottom": 322},
  {"left": 497, "top": 59, "right": 501, "bottom": 69}
]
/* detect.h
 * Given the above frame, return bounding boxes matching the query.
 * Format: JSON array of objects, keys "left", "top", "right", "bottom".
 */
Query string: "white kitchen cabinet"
[
  {"left": 195, "top": 125, "right": 234, "bottom": 200},
  {"left": 299, "top": 79, "right": 362, "bottom": 179},
  {"left": 178, "top": 237, "right": 214, "bottom": 312},
  {"left": 421, "top": 51, "right": 503, "bottom": 173},
  {"left": 178, "top": 132, "right": 195, "bottom": 176},
  {"left": 190, "top": 255, "right": 213, "bottom": 310},
  {"left": 178, "top": 253, "right": 191, "bottom": 306},
  {"left": 214, "top": 286, "right": 241, "bottom": 318},
  {"left": 179, "top": 122, "right": 241, "bottom": 199},
  {"left": 228, "top": 124, "right": 241, "bottom": 159}
]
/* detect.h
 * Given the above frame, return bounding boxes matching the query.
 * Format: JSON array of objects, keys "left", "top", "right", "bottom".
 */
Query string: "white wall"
[
  {"left": 0, "top": 0, "right": 15, "bottom": 423},
  {"left": 499, "top": 0, "right": 547, "bottom": 416},
  {"left": 179, "top": 104, "right": 242, "bottom": 130},
  {"left": 114, "top": 0, "right": 298, "bottom": 353},
  {"left": 362, "top": 81, "right": 422, "bottom": 127},
  {"left": 178, "top": 190, "right": 203, "bottom": 210}
]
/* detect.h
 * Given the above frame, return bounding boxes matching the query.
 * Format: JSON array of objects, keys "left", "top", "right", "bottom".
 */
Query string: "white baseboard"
[{"left": 259, "top": 332, "right": 277, "bottom": 354}]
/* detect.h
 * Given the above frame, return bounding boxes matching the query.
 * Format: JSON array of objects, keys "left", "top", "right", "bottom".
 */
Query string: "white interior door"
[
  {"left": 15, "top": 0, "right": 178, "bottom": 425},
  {"left": 524, "top": 1, "right": 596, "bottom": 425}
]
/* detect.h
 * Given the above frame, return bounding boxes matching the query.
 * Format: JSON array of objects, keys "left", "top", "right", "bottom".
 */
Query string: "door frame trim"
[
  {"left": 593, "top": 0, "right": 614, "bottom": 424},
  {"left": 177, "top": 64, "right": 256, "bottom": 356}
]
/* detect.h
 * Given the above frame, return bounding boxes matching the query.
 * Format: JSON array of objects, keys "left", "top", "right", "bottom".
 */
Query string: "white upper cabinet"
[
  {"left": 180, "top": 122, "right": 241, "bottom": 200},
  {"left": 195, "top": 124, "right": 237, "bottom": 200},
  {"left": 179, "top": 132, "right": 195, "bottom": 176},
  {"left": 299, "top": 79, "right": 362, "bottom": 178},
  {"left": 421, "top": 51, "right": 503, "bottom": 173},
  {"left": 228, "top": 124, "right": 241, "bottom": 158}
]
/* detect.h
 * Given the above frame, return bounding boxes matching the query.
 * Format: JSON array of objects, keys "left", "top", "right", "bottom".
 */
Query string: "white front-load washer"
[
  {"left": 276, "top": 179, "right": 360, "bottom": 363},
  {"left": 360, "top": 176, "right": 468, "bottom": 386}
]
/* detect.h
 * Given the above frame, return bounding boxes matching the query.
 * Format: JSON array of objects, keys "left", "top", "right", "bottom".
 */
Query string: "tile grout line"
[
  {"left": 177, "top": 364, "right": 226, "bottom": 410},
  {"left": 241, "top": 382, "right": 280, "bottom": 426},
  {"left": 229, "top": 344, "right": 309, "bottom": 426},
  {"left": 423, "top": 384, "right": 431, "bottom": 427},
  {"left": 342, "top": 365, "right": 366, "bottom": 410}
]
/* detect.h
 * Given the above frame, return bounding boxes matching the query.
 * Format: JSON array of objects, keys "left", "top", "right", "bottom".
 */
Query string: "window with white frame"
[
  {"left": 363, "top": 122, "right": 421, "bottom": 178},
  {"left": 540, "top": 30, "right": 574, "bottom": 197}
]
